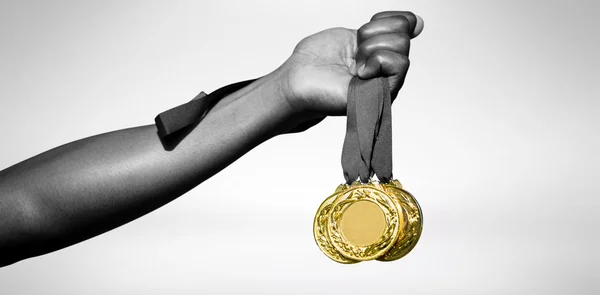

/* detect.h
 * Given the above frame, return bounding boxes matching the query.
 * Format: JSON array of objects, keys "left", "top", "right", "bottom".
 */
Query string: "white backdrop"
[{"left": 0, "top": 0, "right": 598, "bottom": 294}]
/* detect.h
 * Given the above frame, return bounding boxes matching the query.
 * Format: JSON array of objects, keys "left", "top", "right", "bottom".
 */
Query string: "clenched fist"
[{"left": 280, "top": 11, "right": 424, "bottom": 119}]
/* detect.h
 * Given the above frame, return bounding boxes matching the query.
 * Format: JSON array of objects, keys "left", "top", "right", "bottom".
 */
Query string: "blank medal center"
[{"left": 340, "top": 200, "right": 386, "bottom": 246}]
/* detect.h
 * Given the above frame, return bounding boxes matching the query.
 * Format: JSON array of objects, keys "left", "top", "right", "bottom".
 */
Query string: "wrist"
[
  {"left": 261, "top": 66, "right": 296, "bottom": 116},
  {"left": 255, "top": 65, "right": 312, "bottom": 135}
]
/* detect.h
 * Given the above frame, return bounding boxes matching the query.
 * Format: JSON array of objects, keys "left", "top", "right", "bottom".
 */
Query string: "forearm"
[{"left": 0, "top": 68, "right": 295, "bottom": 266}]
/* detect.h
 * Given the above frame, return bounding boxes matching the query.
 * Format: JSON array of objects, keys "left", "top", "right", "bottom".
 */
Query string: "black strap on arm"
[
  {"left": 155, "top": 79, "right": 257, "bottom": 139},
  {"left": 154, "top": 77, "right": 325, "bottom": 145}
]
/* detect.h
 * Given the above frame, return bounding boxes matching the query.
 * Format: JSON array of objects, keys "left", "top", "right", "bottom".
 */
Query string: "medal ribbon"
[{"left": 342, "top": 76, "right": 392, "bottom": 184}]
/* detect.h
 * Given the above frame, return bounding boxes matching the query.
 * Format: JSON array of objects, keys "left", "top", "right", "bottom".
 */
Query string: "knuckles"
[
  {"left": 357, "top": 16, "right": 413, "bottom": 47},
  {"left": 357, "top": 33, "right": 411, "bottom": 58}
]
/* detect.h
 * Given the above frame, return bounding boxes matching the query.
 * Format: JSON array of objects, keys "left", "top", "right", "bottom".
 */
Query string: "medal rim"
[
  {"left": 313, "top": 184, "right": 358, "bottom": 264},
  {"left": 327, "top": 182, "right": 401, "bottom": 261},
  {"left": 376, "top": 180, "right": 423, "bottom": 261}
]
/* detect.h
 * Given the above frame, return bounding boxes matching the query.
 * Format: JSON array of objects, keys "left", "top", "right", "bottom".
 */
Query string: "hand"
[{"left": 280, "top": 11, "right": 424, "bottom": 120}]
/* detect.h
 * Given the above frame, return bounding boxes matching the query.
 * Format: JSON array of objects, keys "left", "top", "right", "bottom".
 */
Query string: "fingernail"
[{"left": 413, "top": 15, "right": 424, "bottom": 38}]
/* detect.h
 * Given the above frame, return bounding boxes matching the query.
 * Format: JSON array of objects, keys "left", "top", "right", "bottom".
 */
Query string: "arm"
[
  {"left": 0, "top": 11, "right": 423, "bottom": 267},
  {"left": 0, "top": 69, "right": 297, "bottom": 267}
]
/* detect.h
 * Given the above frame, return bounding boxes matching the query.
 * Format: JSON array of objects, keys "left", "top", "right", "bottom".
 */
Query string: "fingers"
[
  {"left": 358, "top": 50, "right": 409, "bottom": 99},
  {"left": 358, "top": 50, "right": 409, "bottom": 79},
  {"left": 356, "top": 33, "right": 410, "bottom": 66},
  {"left": 355, "top": 11, "right": 424, "bottom": 99},
  {"left": 358, "top": 15, "right": 414, "bottom": 44},
  {"left": 370, "top": 11, "right": 424, "bottom": 38}
]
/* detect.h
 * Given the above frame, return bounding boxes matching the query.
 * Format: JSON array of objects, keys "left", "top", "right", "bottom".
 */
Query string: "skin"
[{"left": 0, "top": 11, "right": 424, "bottom": 267}]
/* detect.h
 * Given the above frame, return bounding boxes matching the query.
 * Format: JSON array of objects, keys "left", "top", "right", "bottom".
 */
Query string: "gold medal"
[
  {"left": 376, "top": 180, "right": 422, "bottom": 261},
  {"left": 313, "top": 185, "right": 358, "bottom": 264},
  {"left": 313, "top": 180, "right": 422, "bottom": 263},
  {"left": 314, "top": 77, "right": 423, "bottom": 263}
]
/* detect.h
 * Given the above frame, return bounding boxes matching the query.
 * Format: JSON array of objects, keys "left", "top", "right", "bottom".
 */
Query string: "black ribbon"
[
  {"left": 342, "top": 76, "right": 392, "bottom": 184},
  {"left": 155, "top": 79, "right": 257, "bottom": 139},
  {"left": 155, "top": 77, "right": 393, "bottom": 181},
  {"left": 155, "top": 78, "right": 323, "bottom": 144}
]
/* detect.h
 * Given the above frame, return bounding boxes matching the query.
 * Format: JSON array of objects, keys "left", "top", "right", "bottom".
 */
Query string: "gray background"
[{"left": 0, "top": 0, "right": 598, "bottom": 294}]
